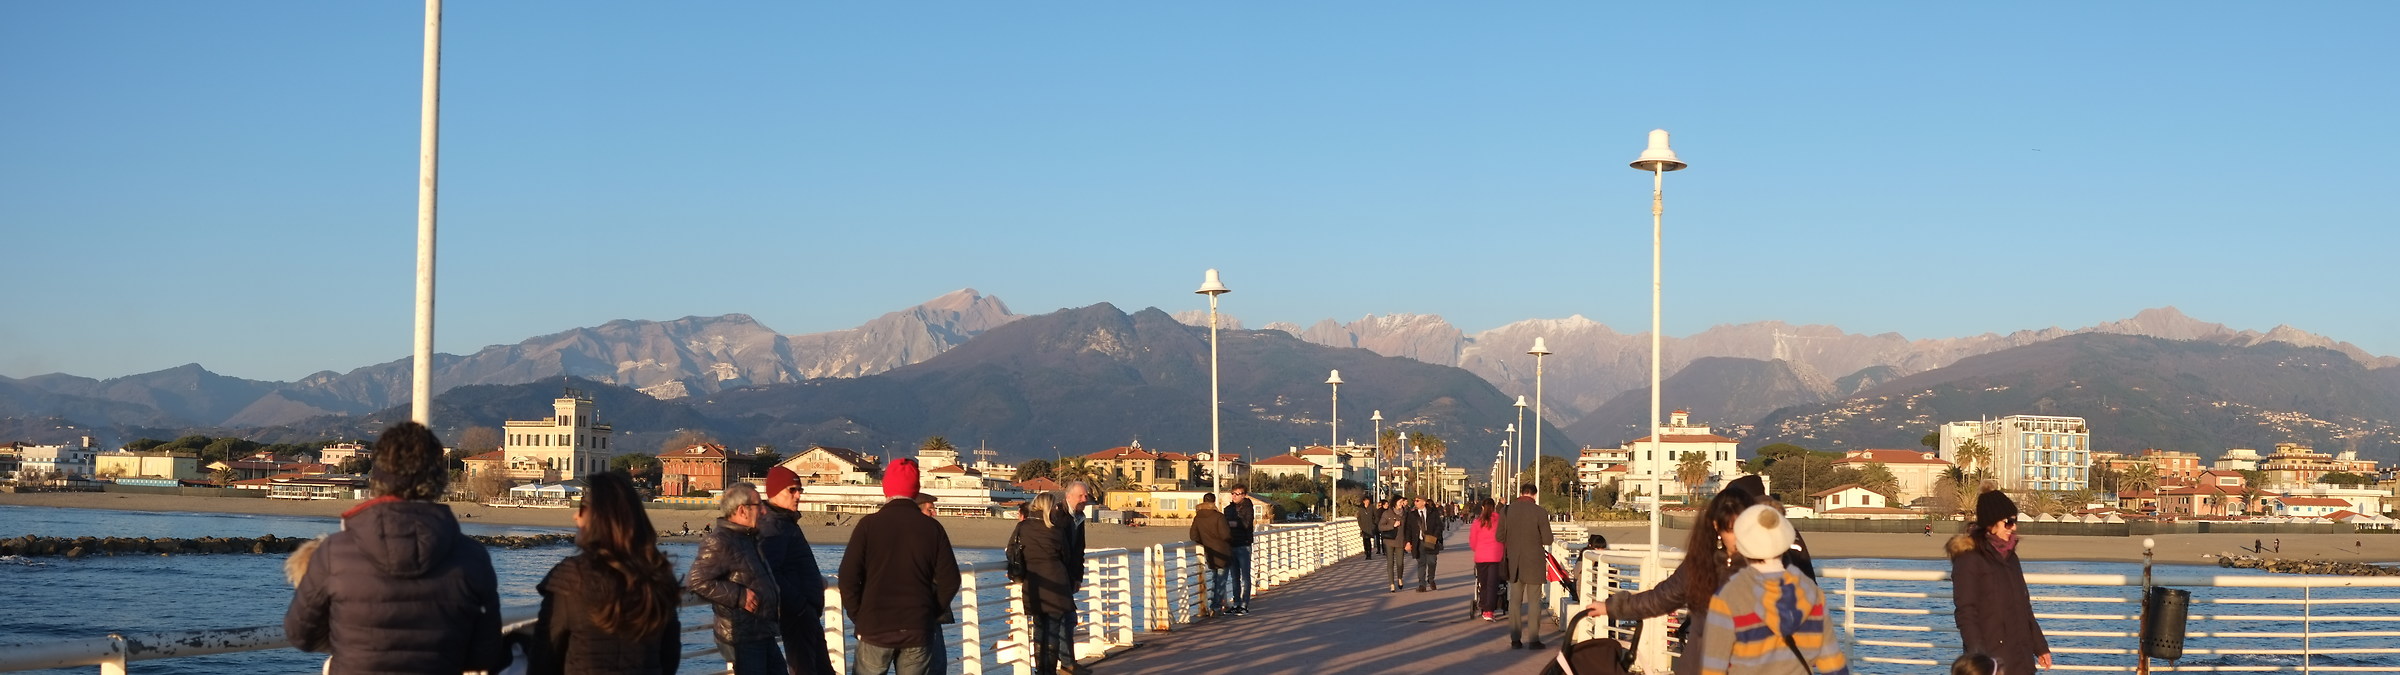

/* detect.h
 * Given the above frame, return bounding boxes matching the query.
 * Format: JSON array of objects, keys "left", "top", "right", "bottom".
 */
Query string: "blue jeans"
[
  {"left": 1229, "top": 545, "right": 1254, "bottom": 609},
  {"left": 718, "top": 639, "right": 786, "bottom": 675},
  {"left": 1032, "top": 610, "right": 1076, "bottom": 674},
  {"left": 1206, "top": 566, "right": 1229, "bottom": 612}
]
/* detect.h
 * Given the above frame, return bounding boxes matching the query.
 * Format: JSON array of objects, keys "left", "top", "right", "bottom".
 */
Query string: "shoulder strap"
[{"left": 1782, "top": 630, "right": 1814, "bottom": 674}]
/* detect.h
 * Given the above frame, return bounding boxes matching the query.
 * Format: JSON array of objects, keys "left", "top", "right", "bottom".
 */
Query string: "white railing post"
[
  {"left": 822, "top": 583, "right": 848, "bottom": 675},
  {"left": 999, "top": 573, "right": 1030, "bottom": 675},
  {"left": 959, "top": 570, "right": 984, "bottom": 675},
  {"left": 1842, "top": 568, "right": 1856, "bottom": 645},
  {"left": 97, "top": 635, "right": 126, "bottom": 675},
  {"left": 1147, "top": 543, "right": 1168, "bottom": 631}
]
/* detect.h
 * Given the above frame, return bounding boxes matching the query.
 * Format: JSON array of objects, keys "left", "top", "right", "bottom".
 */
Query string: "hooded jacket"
[
  {"left": 1948, "top": 531, "right": 2050, "bottom": 675},
  {"left": 284, "top": 498, "right": 509, "bottom": 674},
  {"left": 530, "top": 552, "right": 681, "bottom": 675},
  {"left": 685, "top": 516, "right": 783, "bottom": 645},
  {"left": 1190, "top": 502, "right": 1235, "bottom": 569}
]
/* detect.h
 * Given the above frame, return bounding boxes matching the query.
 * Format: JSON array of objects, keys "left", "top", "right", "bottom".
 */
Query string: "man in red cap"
[
  {"left": 839, "top": 458, "right": 961, "bottom": 675},
  {"left": 760, "top": 465, "right": 833, "bottom": 674}
]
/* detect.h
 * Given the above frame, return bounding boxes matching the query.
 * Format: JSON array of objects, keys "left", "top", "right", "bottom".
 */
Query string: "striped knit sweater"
[{"left": 1697, "top": 563, "right": 1851, "bottom": 675}]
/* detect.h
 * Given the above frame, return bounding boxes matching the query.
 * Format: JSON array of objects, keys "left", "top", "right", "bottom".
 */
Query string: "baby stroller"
[{"left": 1538, "top": 609, "right": 1639, "bottom": 675}]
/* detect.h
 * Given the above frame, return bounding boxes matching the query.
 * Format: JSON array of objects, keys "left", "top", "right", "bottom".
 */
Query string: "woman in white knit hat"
[{"left": 1694, "top": 505, "right": 1851, "bottom": 675}]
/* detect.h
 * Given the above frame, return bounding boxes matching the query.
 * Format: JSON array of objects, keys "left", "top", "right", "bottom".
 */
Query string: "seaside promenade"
[{"left": 1100, "top": 540, "right": 1562, "bottom": 675}]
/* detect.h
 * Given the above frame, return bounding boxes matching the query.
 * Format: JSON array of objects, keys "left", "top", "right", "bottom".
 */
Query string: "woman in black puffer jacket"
[
  {"left": 531, "top": 470, "right": 681, "bottom": 674},
  {"left": 284, "top": 422, "right": 511, "bottom": 673}
]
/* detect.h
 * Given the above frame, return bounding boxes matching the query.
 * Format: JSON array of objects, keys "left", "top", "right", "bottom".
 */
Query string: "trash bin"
[{"left": 2142, "top": 587, "right": 2191, "bottom": 661}]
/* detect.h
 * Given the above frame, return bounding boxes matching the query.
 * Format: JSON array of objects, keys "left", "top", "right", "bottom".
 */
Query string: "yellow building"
[{"left": 96, "top": 451, "right": 202, "bottom": 481}]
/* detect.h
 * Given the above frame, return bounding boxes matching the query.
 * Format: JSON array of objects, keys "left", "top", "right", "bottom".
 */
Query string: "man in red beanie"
[
  {"left": 760, "top": 466, "right": 834, "bottom": 674},
  {"left": 839, "top": 458, "right": 961, "bottom": 674}
]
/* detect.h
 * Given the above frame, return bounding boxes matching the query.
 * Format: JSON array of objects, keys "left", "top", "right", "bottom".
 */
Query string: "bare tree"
[{"left": 457, "top": 426, "right": 503, "bottom": 453}]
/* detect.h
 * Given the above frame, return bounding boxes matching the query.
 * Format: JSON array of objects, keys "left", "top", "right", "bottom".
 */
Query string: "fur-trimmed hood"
[{"left": 1945, "top": 532, "right": 1980, "bottom": 558}]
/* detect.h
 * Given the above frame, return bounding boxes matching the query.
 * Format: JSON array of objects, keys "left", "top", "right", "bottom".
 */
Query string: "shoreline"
[{"left": 4, "top": 492, "right": 2388, "bottom": 566}]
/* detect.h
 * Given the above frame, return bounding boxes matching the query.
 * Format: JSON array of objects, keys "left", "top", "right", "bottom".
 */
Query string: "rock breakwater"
[
  {"left": 0, "top": 533, "right": 574, "bottom": 558},
  {"left": 2218, "top": 554, "right": 2400, "bottom": 576}
]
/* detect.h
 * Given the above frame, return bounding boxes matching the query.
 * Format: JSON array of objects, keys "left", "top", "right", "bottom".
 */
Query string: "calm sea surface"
[{"left": 3, "top": 505, "right": 2392, "bottom": 673}]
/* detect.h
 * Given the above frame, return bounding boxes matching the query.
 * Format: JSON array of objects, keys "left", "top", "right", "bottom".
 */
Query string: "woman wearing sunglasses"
[{"left": 1947, "top": 490, "right": 2051, "bottom": 674}]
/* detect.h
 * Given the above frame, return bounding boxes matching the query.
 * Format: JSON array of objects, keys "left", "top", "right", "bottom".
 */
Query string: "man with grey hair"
[
  {"left": 1055, "top": 481, "right": 1092, "bottom": 674},
  {"left": 687, "top": 482, "right": 785, "bottom": 674}
]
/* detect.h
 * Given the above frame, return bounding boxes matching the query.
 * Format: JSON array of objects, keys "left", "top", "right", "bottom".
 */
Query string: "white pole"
[
  {"left": 1210, "top": 292, "right": 1222, "bottom": 499},
  {"left": 410, "top": 0, "right": 441, "bottom": 427},
  {"left": 1646, "top": 164, "right": 1665, "bottom": 581},
  {"left": 1328, "top": 379, "right": 1338, "bottom": 519},
  {"left": 1534, "top": 355, "right": 1546, "bottom": 503}
]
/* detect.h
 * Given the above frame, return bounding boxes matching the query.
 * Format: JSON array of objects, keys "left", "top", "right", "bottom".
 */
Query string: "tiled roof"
[
  {"left": 659, "top": 444, "right": 729, "bottom": 460},
  {"left": 1809, "top": 483, "right": 1872, "bottom": 498},
  {"left": 1016, "top": 477, "right": 1064, "bottom": 492},
  {"left": 1624, "top": 434, "right": 1739, "bottom": 444},
  {"left": 463, "top": 451, "right": 505, "bottom": 462},
  {"left": 1253, "top": 454, "right": 1318, "bottom": 466},
  {"left": 1300, "top": 446, "right": 1338, "bottom": 456},
  {"left": 1833, "top": 449, "right": 1953, "bottom": 466},
  {"left": 1087, "top": 446, "right": 1160, "bottom": 461},
  {"left": 2277, "top": 496, "right": 2352, "bottom": 507}
]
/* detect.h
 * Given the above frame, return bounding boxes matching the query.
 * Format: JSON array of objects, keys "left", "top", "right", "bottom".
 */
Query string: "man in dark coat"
[
  {"left": 1190, "top": 492, "right": 1236, "bottom": 615},
  {"left": 1224, "top": 484, "right": 1258, "bottom": 615},
  {"left": 762, "top": 466, "right": 836, "bottom": 675},
  {"left": 839, "top": 459, "right": 962, "bottom": 675},
  {"left": 1949, "top": 490, "right": 2051, "bottom": 675},
  {"left": 1359, "top": 496, "right": 1381, "bottom": 560},
  {"left": 1412, "top": 496, "right": 1444, "bottom": 591},
  {"left": 687, "top": 482, "right": 785, "bottom": 675},
  {"left": 1494, "top": 483, "right": 1554, "bottom": 650},
  {"left": 285, "top": 422, "right": 510, "bottom": 673}
]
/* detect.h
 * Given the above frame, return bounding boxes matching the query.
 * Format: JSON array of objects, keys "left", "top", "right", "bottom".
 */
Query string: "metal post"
[
  {"left": 2139, "top": 537, "right": 2154, "bottom": 674},
  {"left": 960, "top": 570, "right": 985, "bottom": 675},
  {"left": 409, "top": 0, "right": 441, "bottom": 426},
  {"left": 1534, "top": 356, "right": 1545, "bottom": 502}
]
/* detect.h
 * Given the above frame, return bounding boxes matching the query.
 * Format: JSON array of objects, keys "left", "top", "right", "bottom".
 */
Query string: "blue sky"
[{"left": 5, "top": 3, "right": 2395, "bottom": 381}]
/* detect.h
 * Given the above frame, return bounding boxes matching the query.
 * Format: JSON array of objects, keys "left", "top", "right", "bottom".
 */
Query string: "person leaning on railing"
[
  {"left": 1583, "top": 487, "right": 1752, "bottom": 675},
  {"left": 1947, "top": 490, "right": 2051, "bottom": 675},
  {"left": 759, "top": 466, "right": 836, "bottom": 675},
  {"left": 283, "top": 422, "right": 511, "bottom": 673},
  {"left": 1693, "top": 505, "right": 1850, "bottom": 675},
  {"left": 838, "top": 459, "right": 963, "bottom": 675},
  {"left": 1014, "top": 491, "right": 1079, "bottom": 674},
  {"left": 527, "top": 470, "right": 680, "bottom": 675},
  {"left": 686, "top": 482, "right": 786, "bottom": 675}
]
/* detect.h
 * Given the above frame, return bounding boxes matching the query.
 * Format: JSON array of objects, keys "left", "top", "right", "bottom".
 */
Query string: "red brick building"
[{"left": 658, "top": 444, "right": 756, "bottom": 497}]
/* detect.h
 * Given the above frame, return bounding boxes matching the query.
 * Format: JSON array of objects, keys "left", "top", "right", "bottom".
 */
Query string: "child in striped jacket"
[{"left": 1699, "top": 505, "right": 1850, "bottom": 675}]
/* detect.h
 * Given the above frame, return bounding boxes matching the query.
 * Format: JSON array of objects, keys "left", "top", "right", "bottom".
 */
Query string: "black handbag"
[{"left": 1004, "top": 529, "right": 1027, "bottom": 582}]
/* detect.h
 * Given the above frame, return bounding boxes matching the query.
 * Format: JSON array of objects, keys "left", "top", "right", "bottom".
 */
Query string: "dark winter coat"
[
  {"left": 1190, "top": 503, "right": 1234, "bottom": 569},
  {"left": 758, "top": 503, "right": 835, "bottom": 675},
  {"left": 530, "top": 553, "right": 681, "bottom": 675},
  {"left": 1495, "top": 496, "right": 1553, "bottom": 584},
  {"left": 684, "top": 517, "right": 782, "bottom": 645},
  {"left": 1062, "top": 508, "right": 1088, "bottom": 590},
  {"left": 838, "top": 498, "right": 963, "bottom": 648},
  {"left": 1949, "top": 532, "right": 2051, "bottom": 675},
  {"left": 284, "top": 498, "right": 510, "bottom": 674},
  {"left": 1414, "top": 506, "right": 1445, "bottom": 553},
  {"left": 1224, "top": 498, "right": 1257, "bottom": 547},
  {"left": 1013, "top": 516, "right": 1078, "bottom": 616}
]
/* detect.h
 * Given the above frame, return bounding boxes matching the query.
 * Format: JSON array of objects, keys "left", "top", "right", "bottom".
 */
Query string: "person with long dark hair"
[
  {"left": 1583, "top": 486, "right": 1755, "bottom": 675},
  {"left": 531, "top": 470, "right": 681, "bottom": 674},
  {"left": 1948, "top": 490, "right": 2050, "bottom": 674},
  {"left": 1468, "top": 496, "right": 1505, "bottom": 621}
]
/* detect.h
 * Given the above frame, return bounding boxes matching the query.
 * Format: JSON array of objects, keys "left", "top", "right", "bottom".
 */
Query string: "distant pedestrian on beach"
[
  {"left": 839, "top": 459, "right": 961, "bottom": 675},
  {"left": 1469, "top": 496, "right": 1504, "bottom": 621},
  {"left": 687, "top": 483, "right": 784, "bottom": 675},
  {"left": 1014, "top": 492, "right": 1078, "bottom": 674},
  {"left": 2274, "top": 538, "right": 2282, "bottom": 553},
  {"left": 1190, "top": 492, "right": 1235, "bottom": 616},
  {"left": 1694, "top": 505, "right": 1848, "bottom": 674},
  {"left": 1225, "top": 484, "right": 1258, "bottom": 615},
  {"left": 1497, "top": 483, "right": 1553, "bottom": 650},
  {"left": 1948, "top": 490, "right": 2050, "bottom": 675},
  {"left": 1360, "top": 496, "right": 1381, "bottom": 560},
  {"left": 1585, "top": 487, "right": 1753, "bottom": 675},
  {"left": 1926, "top": 522, "right": 1934, "bottom": 537},
  {"left": 284, "top": 422, "right": 509, "bottom": 673},
  {"left": 1412, "top": 496, "right": 1444, "bottom": 592},
  {"left": 528, "top": 470, "right": 680, "bottom": 675},
  {"left": 2254, "top": 538, "right": 2263, "bottom": 553},
  {"left": 761, "top": 467, "right": 835, "bottom": 675},
  {"left": 1381, "top": 496, "right": 1409, "bottom": 592}
]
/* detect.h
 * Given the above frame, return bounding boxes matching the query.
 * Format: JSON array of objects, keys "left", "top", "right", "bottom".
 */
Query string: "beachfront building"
[
  {"left": 1807, "top": 484, "right": 1914, "bottom": 519},
  {"left": 2264, "top": 486, "right": 2388, "bottom": 517},
  {"left": 1082, "top": 442, "right": 1230, "bottom": 490},
  {"left": 778, "top": 445, "right": 879, "bottom": 486},
  {"left": 2156, "top": 482, "right": 2250, "bottom": 518},
  {"left": 1830, "top": 449, "right": 1954, "bottom": 504},
  {"left": 657, "top": 443, "right": 757, "bottom": 497},
  {"left": 1614, "top": 410, "right": 1743, "bottom": 504},
  {"left": 2268, "top": 495, "right": 2354, "bottom": 519},
  {"left": 461, "top": 450, "right": 562, "bottom": 485},
  {"left": 2259, "top": 443, "right": 2380, "bottom": 490},
  {"left": 95, "top": 451, "right": 202, "bottom": 481},
  {"left": 499, "top": 390, "right": 615, "bottom": 480},
  {"left": 2214, "top": 447, "right": 2264, "bottom": 472},
  {"left": 317, "top": 443, "right": 371, "bottom": 466},
  {"left": 1578, "top": 446, "right": 1634, "bottom": 496},
  {"left": 2139, "top": 449, "right": 2205, "bottom": 485},
  {"left": 1939, "top": 415, "right": 2090, "bottom": 492},
  {"left": 18, "top": 442, "right": 99, "bottom": 480},
  {"left": 268, "top": 474, "right": 367, "bottom": 500}
]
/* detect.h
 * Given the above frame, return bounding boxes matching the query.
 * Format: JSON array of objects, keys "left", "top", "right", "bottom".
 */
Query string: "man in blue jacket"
[{"left": 1224, "top": 484, "right": 1258, "bottom": 615}]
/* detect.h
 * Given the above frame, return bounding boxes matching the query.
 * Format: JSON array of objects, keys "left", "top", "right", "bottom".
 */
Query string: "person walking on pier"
[
  {"left": 1412, "top": 496, "right": 1444, "bottom": 591},
  {"left": 1191, "top": 492, "right": 1236, "bottom": 616},
  {"left": 1496, "top": 483, "right": 1553, "bottom": 650},
  {"left": 529, "top": 470, "right": 680, "bottom": 675},
  {"left": 1360, "top": 496, "right": 1381, "bottom": 560},
  {"left": 839, "top": 459, "right": 963, "bottom": 675},
  {"left": 1695, "top": 505, "right": 1850, "bottom": 675},
  {"left": 1585, "top": 486, "right": 1753, "bottom": 675},
  {"left": 1381, "top": 496, "right": 1409, "bottom": 592},
  {"left": 762, "top": 467, "right": 836, "bottom": 675},
  {"left": 1015, "top": 492, "right": 1079, "bottom": 674},
  {"left": 1225, "top": 484, "right": 1258, "bottom": 615},
  {"left": 284, "top": 422, "right": 510, "bottom": 673},
  {"left": 1947, "top": 490, "right": 2050, "bottom": 675},
  {"left": 1469, "top": 496, "right": 1505, "bottom": 620},
  {"left": 688, "top": 483, "right": 785, "bottom": 675}
]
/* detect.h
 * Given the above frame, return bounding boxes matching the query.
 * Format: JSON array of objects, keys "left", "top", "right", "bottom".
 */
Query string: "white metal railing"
[
  {"left": 0, "top": 518, "right": 1364, "bottom": 674},
  {"left": 1573, "top": 548, "right": 2400, "bottom": 674}
]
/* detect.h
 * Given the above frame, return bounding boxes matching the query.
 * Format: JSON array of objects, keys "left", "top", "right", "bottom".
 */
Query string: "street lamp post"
[
  {"left": 410, "top": 0, "right": 443, "bottom": 426},
  {"left": 1370, "top": 410, "right": 1383, "bottom": 500},
  {"left": 1511, "top": 398, "right": 1527, "bottom": 488},
  {"left": 1197, "top": 269, "right": 1231, "bottom": 500},
  {"left": 1326, "top": 369, "right": 1342, "bottom": 520},
  {"left": 1499, "top": 438, "right": 1511, "bottom": 490},
  {"left": 1630, "top": 128, "right": 1687, "bottom": 672},
  {"left": 1529, "top": 338, "right": 1551, "bottom": 504},
  {"left": 1397, "top": 432, "right": 1411, "bottom": 498}
]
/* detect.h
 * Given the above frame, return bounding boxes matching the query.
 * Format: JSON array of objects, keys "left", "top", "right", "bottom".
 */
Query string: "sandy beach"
[{"left": 4, "top": 491, "right": 2387, "bottom": 565}]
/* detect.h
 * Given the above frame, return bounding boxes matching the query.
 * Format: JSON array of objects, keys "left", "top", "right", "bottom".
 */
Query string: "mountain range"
[{"left": 5, "top": 292, "right": 2394, "bottom": 465}]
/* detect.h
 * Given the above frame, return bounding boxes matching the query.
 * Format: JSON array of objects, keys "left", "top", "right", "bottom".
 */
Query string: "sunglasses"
[{"left": 2001, "top": 518, "right": 2019, "bottom": 527}]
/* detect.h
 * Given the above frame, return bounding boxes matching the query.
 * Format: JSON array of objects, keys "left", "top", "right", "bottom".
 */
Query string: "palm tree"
[
  {"left": 2020, "top": 490, "right": 2062, "bottom": 517},
  {"left": 1858, "top": 461, "right": 1901, "bottom": 500},
  {"left": 1053, "top": 457, "right": 1099, "bottom": 487},
  {"left": 1676, "top": 451, "right": 1713, "bottom": 501},
  {"left": 920, "top": 436, "right": 956, "bottom": 454},
  {"left": 1955, "top": 439, "right": 1991, "bottom": 480},
  {"left": 2119, "top": 463, "right": 2160, "bottom": 496}
]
